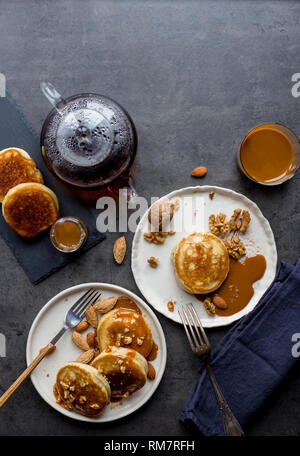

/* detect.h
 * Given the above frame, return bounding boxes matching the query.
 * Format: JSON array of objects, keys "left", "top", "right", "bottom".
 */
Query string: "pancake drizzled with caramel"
[
  {"left": 92, "top": 347, "right": 148, "bottom": 401},
  {"left": 98, "top": 308, "right": 153, "bottom": 358},
  {"left": 55, "top": 362, "right": 110, "bottom": 416}
]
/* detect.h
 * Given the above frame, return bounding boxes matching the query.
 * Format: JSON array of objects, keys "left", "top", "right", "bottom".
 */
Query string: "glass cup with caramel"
[
  {"left": 237, "top": 123, "right": 300, "bottom": 185},
  {"left": 50, "top": 216, "right": 87, "bottom": 253}
]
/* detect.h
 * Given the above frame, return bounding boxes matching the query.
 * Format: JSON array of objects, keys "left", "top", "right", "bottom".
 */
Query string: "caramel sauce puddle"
[{"left": 195, "top": 254, "right": 267, "bottom": 316}]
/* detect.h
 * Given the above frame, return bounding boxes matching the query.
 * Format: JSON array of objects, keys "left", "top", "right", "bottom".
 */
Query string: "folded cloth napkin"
[{"left": 180, "top": 259, "right": 300, "bottom": 435}]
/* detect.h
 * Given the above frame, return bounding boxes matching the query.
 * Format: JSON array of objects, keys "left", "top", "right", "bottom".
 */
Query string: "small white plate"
[
  {"left": 131, "top": 185, "right": 277, "bottom": 328},
  {"left": 26, "top": 283, "right": 167, "bottom": 423}
]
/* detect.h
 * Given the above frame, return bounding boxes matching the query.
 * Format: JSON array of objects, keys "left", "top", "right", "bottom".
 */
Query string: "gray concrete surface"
[{"left": 0, "top": 0, "right": 300, "bottom": 436}]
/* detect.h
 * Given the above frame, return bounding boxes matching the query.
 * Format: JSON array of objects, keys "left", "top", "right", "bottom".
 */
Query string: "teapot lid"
[{"left": 40, "top": 83, "right": 137, "bottom": 189}]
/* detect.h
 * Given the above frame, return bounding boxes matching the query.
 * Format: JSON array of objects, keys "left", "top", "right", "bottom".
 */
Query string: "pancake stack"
[
  {"left": 55, "top": 300, "right": 154, "bottom": 415},
  {"left": 172, "top": 232, "right": 229, "bottom": 294},
  {"left": 0, "top": 147, "right": 59, "bottom": 237}
]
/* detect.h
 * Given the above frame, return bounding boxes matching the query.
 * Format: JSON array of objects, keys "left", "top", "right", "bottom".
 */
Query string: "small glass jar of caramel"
[{"left": 50, "top": 216, "right": 87, "bottom": 253}]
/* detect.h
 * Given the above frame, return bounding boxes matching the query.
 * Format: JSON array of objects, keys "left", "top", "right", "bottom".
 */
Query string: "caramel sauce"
[
  {"left": 147, "top": 342, "right": 159, "bottom": 361},
  {"left": 106, "top": 358, "right": 145, "bottom": 401},
  {"left": 196, "top": 255, "right": 266, "bottom": 316},
  {"left": 113, "top": 297, "right": 158, "bottom": 360},
  {"left": 114, "top": 296, "right": 142, "bottom": 314},
  {"left": 107, "top": 309, "right": 153, "bottom": 358},
  {"left": 240, "top": 125, "right": 294, "bottom": 183},
  {"left": 54, "top": 221, "right": 81, "bottom": 248}
]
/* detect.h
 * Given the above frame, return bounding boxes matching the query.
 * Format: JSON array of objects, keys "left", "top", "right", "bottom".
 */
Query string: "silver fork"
[
  {"left": 179, "top": 303, "right": 244, "bottom": 436},
  {"left": 0, "top": 287, "right": 101, "bottom": 408}
]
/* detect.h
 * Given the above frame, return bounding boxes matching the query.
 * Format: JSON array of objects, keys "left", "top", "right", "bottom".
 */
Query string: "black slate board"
[{"left": 0, "top": 95, "right": 105, "bottom": 283}]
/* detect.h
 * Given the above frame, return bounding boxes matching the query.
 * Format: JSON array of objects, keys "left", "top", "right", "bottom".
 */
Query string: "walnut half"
[
  {"left": 224, "top": 237, "right": 246, "bottom": 259},
  {"left": 209, "top": 213, "right": 229, "bottom": 237}
]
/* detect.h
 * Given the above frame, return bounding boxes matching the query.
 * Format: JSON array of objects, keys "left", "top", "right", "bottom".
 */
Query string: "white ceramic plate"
[
  {"left": 132, "top": 186, "right": 277, "bottom": 328},
  {"left": 26, "top": 283, "right": 167, "bottom": 422}
]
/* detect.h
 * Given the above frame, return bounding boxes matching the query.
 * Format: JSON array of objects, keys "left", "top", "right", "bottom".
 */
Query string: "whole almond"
[
  {"left": 113, "top": 236, "right": 126, "bottom": 264},
  {"left": 94, "top": 296, "right": 118, "bottom": 314},
  {"left": 147, "top": 362, "right": 156, "bottom": 380},
  {"left": 76, "top": 349, "right": 95, "bottom": 364},
  {"left": 212, "top": 295, "right": 228, "bottom": 309},
  {"left": 86, "top": 331, "right": 96, "bottom": 348},
  {"left": 191, "top": 166, "right": 207, "bottom": 177},
  {"left": 72, "top": 331, "right": 90, "bottom": 351},
  {"left": 75, "top": 320, "right": 89, "bottom": 333},
  {"left": 85, "top": 304, "right": 98, "bottom": 328}
]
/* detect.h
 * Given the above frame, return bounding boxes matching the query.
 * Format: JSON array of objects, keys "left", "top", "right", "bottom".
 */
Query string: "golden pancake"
[
  {"left": 2, "top": 182, "right": 59, "bottom": 237},
  {"left": 92, "top": 347, "right": 148, "bottom": 401},
  {"left": 172, "top": 232, "right": 229, "bottom": 294},
  {"left": 98, "top": 308, "right": 153, "bottom": 358},
  {"left": 0, "top": 148, "right": 43, "bottom": 202},
  {"left": 55, "top": 362, "right": 111, "bottom": 416}
]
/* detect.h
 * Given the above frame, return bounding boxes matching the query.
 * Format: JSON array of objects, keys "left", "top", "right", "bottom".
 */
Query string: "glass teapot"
[{"left": 40, "top": 82, "right": 137, "bottom": 200}]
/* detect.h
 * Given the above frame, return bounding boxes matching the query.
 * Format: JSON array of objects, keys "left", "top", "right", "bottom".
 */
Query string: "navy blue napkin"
[
  {"left": 0, "top": 94, "right": 105, "bottom": 283},
  {"left": 180, "top": 259, "right": 300, "bottom": 435}
]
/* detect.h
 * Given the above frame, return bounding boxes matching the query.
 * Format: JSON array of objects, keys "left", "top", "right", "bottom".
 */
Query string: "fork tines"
[
  {"left": 179, "top": 303, "right": 210, "bottom": 350},
  {"left": 71, "top": 288, "right": 101, "bottom": 318}
]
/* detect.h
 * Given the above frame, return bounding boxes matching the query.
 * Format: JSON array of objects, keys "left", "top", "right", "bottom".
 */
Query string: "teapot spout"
[{"left": 40, "top": 82, "right": 66, "bottom": 114}]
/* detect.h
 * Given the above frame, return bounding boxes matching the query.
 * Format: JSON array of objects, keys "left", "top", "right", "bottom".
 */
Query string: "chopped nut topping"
[
  {"left": 144, "top": 231, "right": 175, "bottom": 244},
  {"left": 63, "top": 390, "right": 70, "bottom": 399},
  {"left": 123, "top": 336, "right": 133, "bottom": 345},
  {"left": 209, "top": 192, "right": 215, "bottom": 200},
  {"left": 69, "top": 385, "right": 75, "bottom": 392},
  {"left": 115, "top": 333, "right": 122, "bottom": 347},
  {"left": 224, "top": 237, "right": 246, "bottom": 259},
  {"left": 79, "top": 395, "right": 87, "bottom": 404},
  {"left": 120, "top": 365, "right": 126, "bottom": 374},
  {"left": 209, "top": 213, "right": 229, "bottom": 237},
  {"left": 167, "top": 301, "right": 175, "bottom": 312},
  {"left": 137, "top": 337, "right": 144, "bottom": 346},
  {"left": 90, "top": 403, "right": 101, "bottom": 409},
  {"left": 147, "top": 256, "right": 160, "bottom": 268},
  {"left": 124, "top": 327, "right": 130, "bottom": 333},
  {"left": 60, "top": 381, "right": 69, "bottom": 390},
  {"left": 203, "top": 298, "right": 216, "bottom": 316}
]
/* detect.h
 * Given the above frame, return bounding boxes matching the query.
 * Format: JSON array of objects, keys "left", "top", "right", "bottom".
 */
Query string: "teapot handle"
[{"left": 40, "top": 82, "right": 66, "bottom": 114}]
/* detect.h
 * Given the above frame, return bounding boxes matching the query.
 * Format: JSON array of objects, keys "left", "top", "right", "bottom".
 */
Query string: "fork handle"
[
  {"left": 206, "top": 363, "right": 245, "bottom": 436},
  {"left": 0, "top": 343, "right": 55, "bottom": 409}
]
